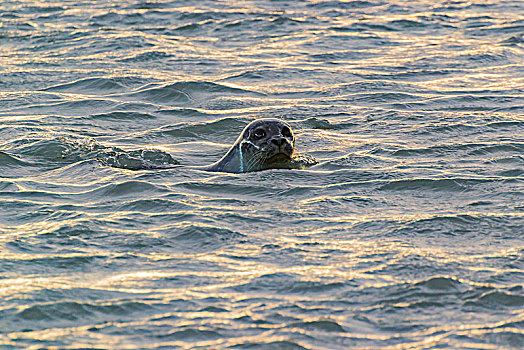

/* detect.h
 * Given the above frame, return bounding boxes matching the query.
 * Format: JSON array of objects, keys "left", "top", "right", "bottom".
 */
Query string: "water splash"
[{"left": 59, "top": 137, "right": 179, "bottom": 170}]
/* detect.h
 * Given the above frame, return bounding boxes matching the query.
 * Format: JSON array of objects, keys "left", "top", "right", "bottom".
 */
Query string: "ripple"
[
  {"left": 2, "top": 0, "right": 523, "bottom": 349},
  {"left": 97, "top": 148, "right": 180, "bottom": 170},
  {"left": 92, "top": 180, "right": 170, "bottom": 197},
  {"left": 0, "top": 180, "right": 20, "bottom": 191},
  {"left": 289, "top": 320, "right": 345, "bottom": 332},
  {"left": 307, "top": 1, "right": 384, "bottom": 10},
  {"left": 390, "top": 142, "right": 524, "bottom": 157},
  {"left": 165, "top": 225, "right": 245, "bottom": 252},
  {"left": 161, "top": 328, "right": 222, "bottom": 341},
  {"left": 466, "top": 290, "right": 524, "bottom": 309},
  {"left": 154, "top": 117, "right": 246, "bottom": 140},
  {"left": 7, "top": 99, "right": 119, "bottom": 117},
  {"left": 119, "top": 198, "right": 192, "bottom": 213},
  {"left": 123, "top": 81, "right": 261, "bottom": 106},
  {"left": 19, "top": 136, "right": 84, "bottom": 156},
  {"left": 501, "top": 34, "right": 524, "bottom": 45},
  {"left": 415, "top": 276, "right": 463, "bottom": 291},
  {"left": 44, "top": 77, "right": 148, "bottom": 95},
  {"left": 391, "top": 213, "right": 523, "bottom": 237},
  {"left": 294, "top": 117, "right": 359, "bottom": 130},
  {"left": 120, "top": 51, "right": 174, "bottom": 62},
  {"left": 0, "top": 151, "right": 29, "bottom": 169},
  {"left": 5, "top": 135, "right": 180, "bottom": 171},
  {"left": 380, "top": 178, "right": 477, "bottom": 192},
  {"left": 87, "top": 111, "right": 157, "bottom": 121},
  {"left": 11, "top": 299, "right": 154, "bottom": 327},
  {"left": 231, "top": 272, "right": 346, "bottom": 295}
]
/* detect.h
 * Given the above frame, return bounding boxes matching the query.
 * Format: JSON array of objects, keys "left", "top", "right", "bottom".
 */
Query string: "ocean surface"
[{"left": 1, "top": 0, "right": 523, "bottom": 349}]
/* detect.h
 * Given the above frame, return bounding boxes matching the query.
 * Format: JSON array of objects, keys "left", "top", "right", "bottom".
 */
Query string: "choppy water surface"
[{"left": 1, "top": 0, "right": 523, "bottom": 348}]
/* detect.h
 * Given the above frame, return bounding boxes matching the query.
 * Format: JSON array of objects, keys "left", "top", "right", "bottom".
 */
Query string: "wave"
[
  {"left": 500, "top": 34, "right": 524, "bottom": 45},
  {"left": 0, "top": 151, "right": 29, "bottom": 168},
  {"left": 87, "top": 111, "right": 157, "bottom": 121},
  {"left": 294, "top": 116, "right": 360, "bottom": 130},
  {"left": 160, "top": 224, "right": 245, "bottom": 252},
  {"left": 44, "top": 77, "right": 149, "bottom": 95},
  {"left": 222, "top": 67, "right": 324, "bottom": 84},
  {"left": 118, "top": 198, "right": 192, "bottom": 212},
  {"left": 415, "top": 276, "right": 463, "bottom": 291},
  {"left": 121, "top": 81, "right": 262, "bottom": 106},
  {"left": 382, "top": 142, "right": 524, "bottom": 157},
  {"left": 4, "top": 136, "right": 180, "bottom": 171},
  {"left": 88, "top": 180, "right": 170, "bottom": 197},
  {"left": 97, "top": 148, "right": 179, "bottom": 170},
  {"left": 390, "top": 213, "right": 524, "bottom": 237},
  {"left": 230, "top": 340, "right": 308, "bottom": 349},
  {"left": 3, "top": 99, "right": 119, "bottom": 117},
  {"left": 289, "top": 320, "right": 345, "bottom": 332},
  {"left": 0, "top": 179, "right": 20, "bottom": 191},
  {"left": 230, "top": 272, "right": 346, "bottom": 294},
  {"left": 8, "top": 299, "right": 155, "bottom": 331},
  {"left": 160, "top": 328, "right": 222, "bottom": 341},
  {"left": 119, "top": 51, "right": 173, "bottom": 62},
  {"left": 307, "top": 1, "right": 384, "bottom": 10},
  {"left": 2, "top": 1, "right": 523, "bottom": 349},
  {"left": 147, "top": 117, "right": 247, "bottom": 142},
  {"left": 470, "top": 290, "right": 524, "bottom": 308},
  {"left": 380, "top": 178, "right": 488, "bottom": 192}
]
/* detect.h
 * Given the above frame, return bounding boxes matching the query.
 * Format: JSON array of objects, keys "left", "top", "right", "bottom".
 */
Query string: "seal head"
[{"left": 203, "top": 119, "right": 295, "bottom": 173}]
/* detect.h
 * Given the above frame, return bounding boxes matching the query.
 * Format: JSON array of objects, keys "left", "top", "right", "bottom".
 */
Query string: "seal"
[{"left": 200, "top": 118, "right": 299, "bottom": 173}]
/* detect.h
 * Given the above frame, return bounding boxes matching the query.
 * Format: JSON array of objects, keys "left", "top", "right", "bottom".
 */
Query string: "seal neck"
[{"left": 203, "top": 143, "right": 242, "bottom": 173}]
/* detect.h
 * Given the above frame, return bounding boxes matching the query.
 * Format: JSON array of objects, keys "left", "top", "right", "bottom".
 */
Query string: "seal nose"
[{"left": 270, "top": 137, "right": 286, "bottom": 147}]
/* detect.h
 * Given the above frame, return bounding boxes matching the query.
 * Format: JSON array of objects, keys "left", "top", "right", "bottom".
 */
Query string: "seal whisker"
[
  {"left": 252, "top": 152, "right": 270, "bottom": 171},
  {"left": 245, "top": 151, "right": 267, "bottom": 172},
  {"left": 244, "top": 152, "right": 263, "bottom": 172}
]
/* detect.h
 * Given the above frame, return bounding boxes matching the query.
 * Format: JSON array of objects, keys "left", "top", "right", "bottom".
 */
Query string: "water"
[{"left": 1, "top": 0, "right": 523, "bottom": 348}]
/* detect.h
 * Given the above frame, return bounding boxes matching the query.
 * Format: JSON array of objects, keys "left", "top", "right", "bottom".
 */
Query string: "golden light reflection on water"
[{"left": 1, "top": 0, "right": 523, "bottom": 348}]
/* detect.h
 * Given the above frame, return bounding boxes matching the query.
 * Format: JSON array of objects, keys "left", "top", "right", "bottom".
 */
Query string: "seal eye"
[
  {"left": 281, "top": 126, "right": 292, "bottom": 139},
  {"left": 253, "top": 128, "right": 266, "bottom": 139}
]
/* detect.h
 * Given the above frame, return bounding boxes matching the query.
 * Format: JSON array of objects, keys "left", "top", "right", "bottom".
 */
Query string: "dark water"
[{"left": 1, "top": 0, "right": 523, "bottom": 348}]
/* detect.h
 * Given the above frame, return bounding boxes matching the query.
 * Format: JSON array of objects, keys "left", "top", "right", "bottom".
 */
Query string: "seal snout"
[
  {"left": 269, "top": 134, "right": 293, "bottom": 158},
  {"left": 270, "top": 136, "right": 287, "bottom": 147}
]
